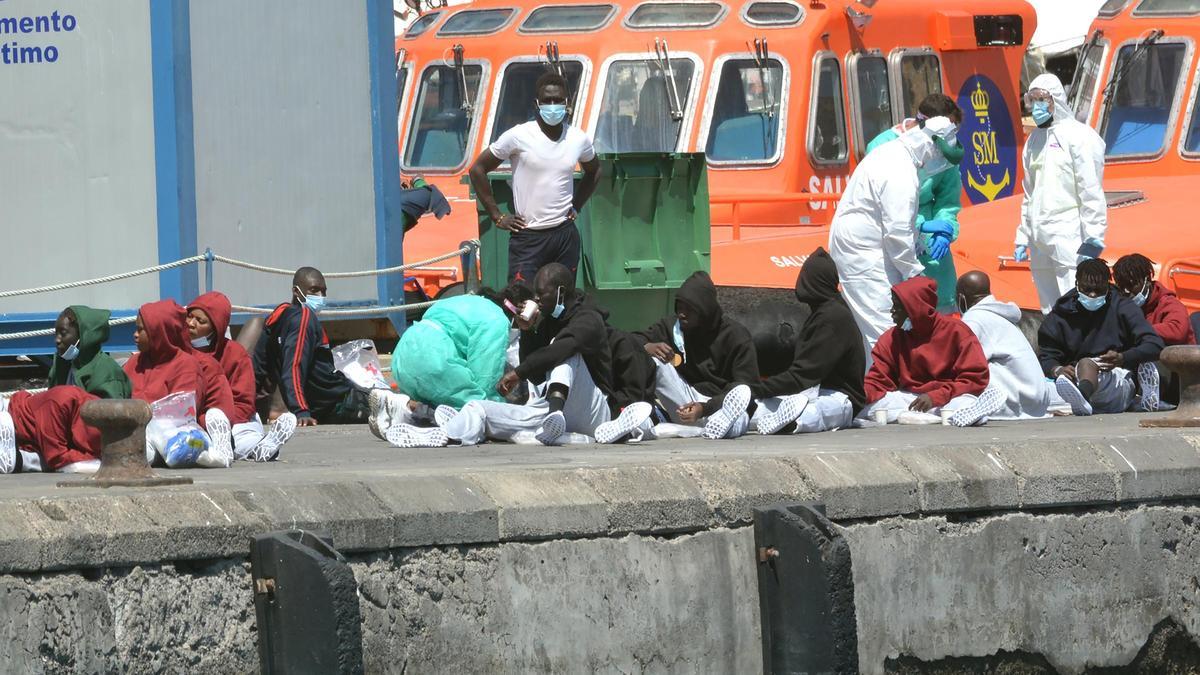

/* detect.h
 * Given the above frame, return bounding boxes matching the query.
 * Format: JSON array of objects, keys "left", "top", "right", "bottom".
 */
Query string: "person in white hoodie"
[
  {"left": 957, "top": 271, "right": 1051, "bottom": 419},
  {"left": 1015, "top": 73, "right": 1107, "bottom": 314}
]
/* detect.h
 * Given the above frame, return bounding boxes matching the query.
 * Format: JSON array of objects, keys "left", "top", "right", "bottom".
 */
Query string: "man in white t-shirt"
[{"left": 469, "top": 70, "right": 602, "bottom": 284}]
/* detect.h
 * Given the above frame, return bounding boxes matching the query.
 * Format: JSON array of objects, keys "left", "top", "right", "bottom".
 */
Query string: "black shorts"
[{"left": 508, "top": 220, "right": 580, "bottom": 284}]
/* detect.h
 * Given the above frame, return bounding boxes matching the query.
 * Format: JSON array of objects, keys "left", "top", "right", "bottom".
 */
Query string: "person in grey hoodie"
[{"left": 957, "top": 272, "right": 1051, "bottom": 420}]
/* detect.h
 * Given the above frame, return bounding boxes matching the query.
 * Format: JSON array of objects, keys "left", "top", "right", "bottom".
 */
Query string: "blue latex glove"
[
  {"left": 1076, "top": 238, "right": 1103, "bottom": 263},
  {"left": 920, "top": 219, "right": 955, "bottom": 237},
  {"left": 927, "top": 232, "right": 951, "bottom": 261},
  {"left": 1014, "top": 244, "right": 1030, "bottom": 262}
]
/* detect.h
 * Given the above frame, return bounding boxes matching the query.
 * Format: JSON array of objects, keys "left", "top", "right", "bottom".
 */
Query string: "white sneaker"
[
  {"left": 0, "top": 395, "right": 9, "bottom": 413},
  {"left": 1136, "top": 362, "right": 1160, "bottom": 413},
  {"left": 434, "top": 405, "right": 458, "bottom": 428},
  {"left": 202, "top": 409, "right": 234, "bottom": 468},
  {"left": 703, "top": 385, "right": 752, "bottom": 439},
  {"left": 0, "top": 412, "right": 15, "bottom": 474},
  {"left": 1055, "top": 375, "right": 1093, "bottom": 416},
  {"left": 368, "top": 389, "right": 399, "bottom": 440},
  {"left": 534, "top": 411, "right": 566, "bottom": 445},
  {"left": 595, "top": 402, "right": 653, "bottom": 444},
  {"left": 254, "top": 412, "right": 296, "bottom": 461},
  {"left": 756, "top": 394, "right": 810, "bottom": 435},
  {"left": 949, "top": 388, "right": 1006, "bottom": 427},
  {"left": 385, "top": 423, "right": 448, "bottom": 449}
]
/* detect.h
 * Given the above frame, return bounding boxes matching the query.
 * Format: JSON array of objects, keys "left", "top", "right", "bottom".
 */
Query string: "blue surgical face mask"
[
  {"left": 551, "top": 287, "right": 565, "bottom": 319},
  {"left": 1031, "top": 101, "right": 1052, "bottom": 127},
  {"left": 296, "top": 286, "right": 327, "bottom": 313},
  {"left": 672, "top": 319, "right": 686, "bottom": 355},
  {"left": 538, "top": 103, "right": 567, "bottom": 126},
  {"left": 1131, "top": 281, "right": 1150, "bottom": 307},
  {"left": 1078, "top": 292, "right": 1107, "bottom": 312},
  {"left": 900, "top": 318, "right": 914, "bottom": 332},
  {"left": 60, "top": 341, "right": 80, "bottom": 362},
  {"left": 191, "top": 334, "right": 212, "bottom": 349}
]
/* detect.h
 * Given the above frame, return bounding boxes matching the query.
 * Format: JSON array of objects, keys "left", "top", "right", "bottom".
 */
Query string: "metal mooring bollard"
[
  {"left": 251, "top": 530, "right": 365, "bottom": 675},
  {"left": 1142, "top": 346, "right": 1200, "bottom": 427},
  {"left": 57, "top": 399, "right": 193, "bottom": 488}
]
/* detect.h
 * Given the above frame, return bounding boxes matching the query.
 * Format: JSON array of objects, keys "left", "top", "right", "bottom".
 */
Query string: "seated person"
[
  {"left": 634, "top": 271, "right": 759, "bottom": 434},
  {"left": 252, "top": 266, "right": 403, "bottom": 428},
  {"left": 957, "top": 271, "right": 1052, "bottom": 419},
  {"left": 390, "top": 264, "right": 653, "bottom": 447},
  {"left": 188, "top": 292, "right": 296, "bottom": 461},
  {"left": 1114, "top": 253, "right": 1195, "bottom": 404},
  {"left": 124, "top": 299, "right": 236, "bottom": 465},
  {"left": 1039, "top": 258, "right": 1164, "bottom": 416},
  {"left": 47, "top": 305, "right": 131, "bottom": 399},
  {"left": 703, "top": 248, "right": 867, "bottom": 438},
  {"left": 859, "top": 277, "right": 1001, "bottom": 426},
  {"left": 0, "top": 386, "right": 103, "bottom": 474}
]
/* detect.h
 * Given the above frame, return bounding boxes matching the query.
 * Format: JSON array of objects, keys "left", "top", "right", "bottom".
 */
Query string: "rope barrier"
[
  {"left": 0, "top": 315, "right": 139, "bottom": 341},
  {"left": 212, "top": 242, "right": 477, "bottom": 278},
  {"left": 0, "top": 256, "right": 207, "bottom": 299},
  {"left": 230, "top": 300, "right": 440, "bottom": 317},
  {"left": 0, "top": 388, "right": 46, "bottom": 398}
]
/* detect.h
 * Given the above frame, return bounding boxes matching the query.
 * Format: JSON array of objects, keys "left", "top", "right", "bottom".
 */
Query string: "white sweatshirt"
[{"left": 962, "top": 296, "right": 1051, "bottom": 420}]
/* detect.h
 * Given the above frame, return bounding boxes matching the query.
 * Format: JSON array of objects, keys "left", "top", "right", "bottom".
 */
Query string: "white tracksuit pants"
[
  {"left": 652, "top": 360, "right": 750, "bottom": 436},
  {"left": 444, "top": 354, "right": 610, "bottom": 445},
  {"left": 752, "top": 389, "right": 854, "bottom": 434},
  {"left": 1030, "top": 246, "right": 1077, "bottom": 315},
  {"left": 857, "top": 390, "right": 980, "bottom": 424},
  {"left": 232, "top": 415, "right": 266, "bottom": 460}
]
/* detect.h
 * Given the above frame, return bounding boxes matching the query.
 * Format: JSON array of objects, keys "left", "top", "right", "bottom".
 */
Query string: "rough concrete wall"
[
  {"left": 0, "top": 529, "right": 758, "bottom": 674},
  {"left": 847, "top": 503, "right": 1200, "bottom": 675}
]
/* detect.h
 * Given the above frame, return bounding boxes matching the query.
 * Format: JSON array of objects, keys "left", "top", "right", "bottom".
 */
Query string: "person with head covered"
[
  {"left": 1015, "top": 73, "right": 1108, "bottom": 314},
  {"left": 829, "top": 115, "right": 964, "bottom": 353}
]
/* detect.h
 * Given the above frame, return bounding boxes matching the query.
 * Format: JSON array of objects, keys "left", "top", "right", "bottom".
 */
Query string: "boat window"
[
  {"left": 403, "top": 64, "right": 485, "bottom": 170},
  {"left": 742, "top": 1, "right": 804, "bottom": 26},
  {"left": 489, "top": 61, "right": 587, "bottom": 144},
  {"left": 809, "top": 54, "right": 848, "bottom": 164},
  {"left": 705, "top": 57, "right": 785, "bottom": 163},
  {"left": 1134, "top": 0, "right": 1200, "bottom": 15},
  {"left": 1185, "top": 82, "right": 1200, "bottom": 154},
  {"left": 1068, "top": 36, "right": 1106, "bottom": 123},
  {"left": 1099, "top": 0, "right": 1135, "bottom": 16},
  {"left": 437, "top": 8, "right": 516, "bottom": 37},
  {"left": 626, "top": 2, "right": 726, "bottom": 30},
  {"left": 404, "top": 11, "right": 443, "bottom": 38},
  {"left": 520, "top": 4, "right": 616, "bottom": 33},
  {"left": 1100, "top": 42, "right": 1188, "bottom": 158},
  {"left": 897, "top": 53, "right": 942, "bottom": 119},
  {"left": 595, "top": 58, "right": 697, "bottom": 153},
  {"left": 849, "top": 55, "right": 892, "bottom": 157}
]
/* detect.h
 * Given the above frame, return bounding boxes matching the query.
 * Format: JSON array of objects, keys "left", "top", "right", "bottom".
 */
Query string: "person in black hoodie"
[
  {"left": 703, "top": 249, "right": 868, "bottom": 437},
  {"left": 635, "top": 270, "right": 759, "bottom": 434},
  {"left": 1039, "top": 258, "right": 1164, "bottom": 416},
  {"left": 410, "top": 263, "right": 653, "bottom": 447}
]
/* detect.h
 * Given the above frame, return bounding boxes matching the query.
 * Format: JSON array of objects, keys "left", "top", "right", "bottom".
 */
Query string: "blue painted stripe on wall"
[
  {"left": 365, "top": 0, "right": 406, "bottom": 334},
  {"left": 149, "top": 0, "right": 199, "bottom": 303}
]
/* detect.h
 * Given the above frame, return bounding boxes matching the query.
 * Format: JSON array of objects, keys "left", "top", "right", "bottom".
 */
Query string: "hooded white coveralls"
[
  {"left": 829, "top": 120, "right": 951, "bottom": 353},
  {"left": 961, "top": 295, "right": 1052, "bottom": 419},
  {"left": 1018, "top": 73, "right": 1108, "bottom": 314}
]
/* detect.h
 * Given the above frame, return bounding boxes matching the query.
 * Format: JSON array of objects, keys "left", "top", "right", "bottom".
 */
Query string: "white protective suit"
[
  {"left": 1018, "top": 73, "right": 1108, "bottom": 314},
  {"left": 829, "top": 117, "right": 954, "bottom": 352},
  {"left": 961, "top": 295, "right": 1051, "bottom": 419}
]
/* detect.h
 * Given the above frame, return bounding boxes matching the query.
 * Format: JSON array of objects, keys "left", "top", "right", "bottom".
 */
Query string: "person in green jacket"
[
  {"left": 47, "top": 306, "right": 131, "bottom": 399},
  {"left": 865, "top": 93, "right": 964, "bottom": 314}
]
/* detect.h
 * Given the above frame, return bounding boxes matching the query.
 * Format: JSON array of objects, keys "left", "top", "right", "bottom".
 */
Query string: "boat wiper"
[
  {"left": 751, "top": 38, "right": 777, "bottom": 119},
  {"left": 452, "top": 43, "right": 472, "bottom": 115},
  {"left": 395, "top": 48, "right": 407, "bottom": 115},
  {"left": 653, "top": 38, "right": 684, "bottom": 121},
  {"left": 1101, "top": 29, "right": 1163, "bottom": 107},
  {"left": 543, "top": 40, "right": 563, "bottom": 77},
  {"left": 1068, "top": 29, "right": 1100, "bottom": 106}
]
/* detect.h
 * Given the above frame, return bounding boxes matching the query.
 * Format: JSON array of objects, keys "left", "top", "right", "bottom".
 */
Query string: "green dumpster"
[{"left": 471, "top": 152, "right": 710, "bottom": 331}]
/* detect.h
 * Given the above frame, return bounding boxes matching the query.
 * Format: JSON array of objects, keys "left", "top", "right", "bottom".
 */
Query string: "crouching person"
[
  {"left": 858, "top": 277, "right": 1002, "bottom": 426},
  {"left": 0, "top": 387, "right": 102, "bottom": 474},
  {"left": 1039, "top": 258, "right": 1164, "bottom": 416}
]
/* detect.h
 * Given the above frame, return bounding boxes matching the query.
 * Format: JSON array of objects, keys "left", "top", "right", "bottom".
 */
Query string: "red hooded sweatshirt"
[
  {"left": 865, "top": 277, "right": 990, "bottom": 407},
  {"left": 1141, "top": 282, "right": 1195, "bottom": 346},
  {"left": 123, "top": 300, "right": 233, "bottom": 426},
  {"left": 8, "top": 386, "right": 101, "bottom": 471},
  {"left": 188, "top": 292, "right": 257, "bottom": 424}
]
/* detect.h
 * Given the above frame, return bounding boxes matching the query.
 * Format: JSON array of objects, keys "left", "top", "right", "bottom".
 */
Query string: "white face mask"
[
  {"left": 672, "top": 319, "right": 687, "bottom": 358},
  {"left": 191, "top": 334, "right": 212, "bottom": 349},
  {"left": 550, "top": 287, "right": 566, "bottom": 319},
  {"left": 900, "top": 318, "right": 914, "bottom": 332},
  {"left": 1131, "top": 281, "right": 1150, "bottom": 307},
  {"left": 60, "top": 341, "right": 81, "bottom": 361}
]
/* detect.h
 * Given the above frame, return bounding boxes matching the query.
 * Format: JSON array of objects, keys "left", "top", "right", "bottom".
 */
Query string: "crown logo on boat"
[{"left": 971, "top": 82, "right": 990, "bottom": 120}]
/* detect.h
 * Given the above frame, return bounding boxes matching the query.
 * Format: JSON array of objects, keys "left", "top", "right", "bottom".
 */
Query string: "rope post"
[
  {"left": 204, "top": 248, "right": 215, "bottom": 293},
  {"left": 460, "top": 240, "right": 480, "bottom": 294},
  {"left": 57, "top": 399, "right": 193, "bottom": 488}
]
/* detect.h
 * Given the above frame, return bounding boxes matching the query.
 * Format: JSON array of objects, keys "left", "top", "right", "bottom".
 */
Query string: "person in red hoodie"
[
  {"left": 0, "top": 387, "right": 102, "bottom": 474},
  {"left": 859, "top": 276, "right": 1003, "bottom": 426},
  {"left": 124, "top": 300, "right": 235, "bottom": 467},
  {"left": 188, "top": 292, "right": 296, "bottom": 461},
  {"left": 1114, "top": 253, "right": 1195, "bottom": 404}
]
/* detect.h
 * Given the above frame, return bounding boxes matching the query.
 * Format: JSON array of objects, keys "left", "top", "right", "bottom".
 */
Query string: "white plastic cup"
[{"left": 873, "top": 409, "right": 889, "bottom": 425}]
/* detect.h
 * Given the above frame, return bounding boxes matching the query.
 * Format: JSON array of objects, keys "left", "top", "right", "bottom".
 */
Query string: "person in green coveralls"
[
  {"left": 47, "top": 306, "right": 131, "bottom": 399},
  {"left": 865, "top": 93, "right": 964, "bottom": 313}
]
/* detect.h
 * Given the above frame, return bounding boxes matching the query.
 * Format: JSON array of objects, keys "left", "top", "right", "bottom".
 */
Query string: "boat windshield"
[
  {"left": 1101, "top": 41, "right": 1187, "bottom": 157},
  {"left": 595, "top": 58, "right": 696, "bottom": 153}
]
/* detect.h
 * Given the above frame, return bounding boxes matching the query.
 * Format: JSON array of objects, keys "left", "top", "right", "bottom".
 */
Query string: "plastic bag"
[
  {"left": 333, "top": 339, "right": 389, "bottom": 390},
  {"left": 145, "top": 392, "right": 210, "bottom": 468}
]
